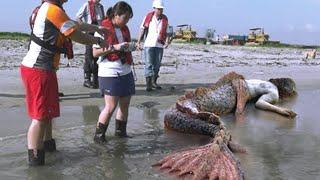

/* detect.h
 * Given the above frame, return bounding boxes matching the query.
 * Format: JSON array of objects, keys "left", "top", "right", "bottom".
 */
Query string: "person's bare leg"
[
  {"left": 94, "top": 95, "right": 118, "bottom": 143},
  {"left": 115, "top": 96, "right": 131, "bottom": 137},
  {"left": 43, "top": 119, "right": 56, "bottom": 152},
  {"left": 28, "top": 119, "right": 46, "bottom": 149},
  {"left": 98, "top": 95, "right": 119, "bottom": 125},
  {"left": 28, "top": 119, "right": 46, "bottom": 165},
  {"left": 116, "top": 96, "right": 131, "bottom": 121},
  {"left": 43, "top": 119, "right": 52, "bottom": 141}
]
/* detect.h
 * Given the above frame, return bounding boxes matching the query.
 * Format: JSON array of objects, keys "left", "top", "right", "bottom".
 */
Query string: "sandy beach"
[{"left": 1, "top": 39, "right": 320, "bottom": 179}]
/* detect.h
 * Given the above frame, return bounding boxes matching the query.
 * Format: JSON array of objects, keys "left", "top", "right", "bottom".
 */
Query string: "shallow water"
[{"left": 1, "top": 88, "right": 320, "bottom": 179}]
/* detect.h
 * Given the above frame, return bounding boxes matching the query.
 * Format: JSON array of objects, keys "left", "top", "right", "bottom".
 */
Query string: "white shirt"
[
  {"left": 76, "top": 2, "right": 104, "bottom": 25},
  {"left": 93, "top": 29, "right": 132, "bottom": 77},
  {"left": 140, "top": 15, "right": 164, "bottom": 48}
]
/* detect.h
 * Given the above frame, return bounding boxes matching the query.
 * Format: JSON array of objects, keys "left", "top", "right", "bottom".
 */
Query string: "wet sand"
[{"left": 0, "top": 40, "right": 320, "bottom": 179}]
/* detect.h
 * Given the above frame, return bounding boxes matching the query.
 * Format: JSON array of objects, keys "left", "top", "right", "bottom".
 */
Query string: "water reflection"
[
  {"left": 82, "top": 105, "right": 100, "bottom": 124},
  {"left": 98, "top": 140, "right": 130, "bottom": 179},
  {"left": 143, "top": 108, "right": 161, "bottom": 130}
]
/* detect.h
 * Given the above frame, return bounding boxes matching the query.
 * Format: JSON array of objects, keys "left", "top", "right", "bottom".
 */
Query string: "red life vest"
[
  {"left": 88, "top": 0, "right": 97, "bottom": 24},
  {"left": 101, "top": 18, "right": 133, "bottom": 65},
  {"left": 143, "top": 11, "right": 168, "bottom": 45},
  {"left": 29, "top": 1, "right": 74, "bottom": 59}
]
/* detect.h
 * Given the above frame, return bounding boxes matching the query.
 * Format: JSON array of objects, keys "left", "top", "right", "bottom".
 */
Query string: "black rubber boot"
[
  {"left": 146, "top": 77, "right": 153, "bottom": 92},
  {"left": 44, "top": 139, "right": 56, "bottom": 152},
  {"left": 28, "top": 149, "right": 45, "bottom": 166},
  {"left": 83, "top": 73, "right": 92, "bottom": 88},
  {"left": 115, "top": 119, "right": 131, "bottom": 137},
  {"left": 93, "top": 122, "right": 109, "bottom": 144},
  {"left": 152, "top": 76, "right": 162, "bottom": 89},
  {"left": 92, "top": 73, "right": 99, "bottom": 89}
]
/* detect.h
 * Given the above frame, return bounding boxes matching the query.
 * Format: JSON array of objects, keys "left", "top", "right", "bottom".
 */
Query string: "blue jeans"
[{"left": 143, "top": 47, "right": 164, "bottom": 77}]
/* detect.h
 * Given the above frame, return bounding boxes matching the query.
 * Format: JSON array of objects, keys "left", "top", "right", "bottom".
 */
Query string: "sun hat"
[{"left": 153, "top": 0, "right": 164, "bottom": 9}]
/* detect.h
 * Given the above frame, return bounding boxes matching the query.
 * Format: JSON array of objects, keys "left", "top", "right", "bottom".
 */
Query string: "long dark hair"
[
  {"left": 269, "top": 78, "right": 297, "bottom": 98},
  {"left": 106, "top": 1, "right": 133, "bottom": 19}
]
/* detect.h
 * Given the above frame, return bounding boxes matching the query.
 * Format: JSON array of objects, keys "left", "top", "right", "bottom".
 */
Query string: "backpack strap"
[
  {"left": 30, "top": 33, "right": 66, "bottom": 54},
  {"left": 29, "top": 6, "right": 41, "bottom": 30}
]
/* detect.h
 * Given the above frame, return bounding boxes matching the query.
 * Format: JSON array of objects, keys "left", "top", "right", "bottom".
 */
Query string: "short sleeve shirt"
[
  {"left": 140, "top": 15, "right": 164, "bottom": 48},
  {"left": 76, "top": 2, "right": 105, "bottom": 25},
  {"left": 93, "top": 30, "right": 132, "bottom": 77},
  {"left": 22, "top": 2, "right": 77, "bottom": 70}
]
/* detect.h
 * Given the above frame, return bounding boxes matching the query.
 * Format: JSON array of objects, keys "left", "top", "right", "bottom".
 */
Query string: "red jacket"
[
  {"left": 143, "top": 11, "right": 168, "bottom": 45},
  {"left": 101, "top": 18, "right": 133, "bottom": 65}
]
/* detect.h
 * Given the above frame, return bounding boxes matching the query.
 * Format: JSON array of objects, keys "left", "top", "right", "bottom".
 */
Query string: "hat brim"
[{"left": 153, "top": 5, "right": 164, "bottom": 9}]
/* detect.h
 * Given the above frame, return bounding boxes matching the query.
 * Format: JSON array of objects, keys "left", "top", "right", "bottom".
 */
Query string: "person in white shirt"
[
  {"left": 76, "top": 0, "right": 105, "bottom": 89},
  {"left": 92, "top": 1, "right": 135, "bottom": 143},
  {"left": 137, "top": 0, "right": 171, "bottom": 91}
]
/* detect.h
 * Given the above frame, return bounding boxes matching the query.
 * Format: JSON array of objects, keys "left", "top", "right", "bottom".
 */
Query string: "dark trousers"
[{"left": 84, "top": 45, "right": 98, "bottom": 76}]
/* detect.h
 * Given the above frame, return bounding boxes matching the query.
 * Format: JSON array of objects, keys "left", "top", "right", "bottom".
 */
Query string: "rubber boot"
[
  {"left": 92, "top": 73, "right": 99, "bottom": 89},
  {"left": 115, "top": 119, "right": 131, "bottom": 137},
  {"left": 44, "top": 139, "right": 56, "bottom": 152},
  {"left": 93, "top": 122, "right": 109, "bottom": 144},
  {"left": 28, "top": 149, "right": 45, "bottom": 166},
  {"left": 146, "top": 77, "right": 153, "bottom": 92},
  {"left": 83, "top": 73, "right": 92, "bottom": 88},
  {"left": 152, "top": 76, "right": 162, "bottom": 89}
]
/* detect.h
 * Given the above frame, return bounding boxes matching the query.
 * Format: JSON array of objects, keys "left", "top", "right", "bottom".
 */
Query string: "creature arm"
[{"left": 255, "top": 99, "right": 297, "bottom": 118}]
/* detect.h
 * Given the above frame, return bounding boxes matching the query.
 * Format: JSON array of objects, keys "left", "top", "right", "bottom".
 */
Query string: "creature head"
[{"left": 269, "top": 78, "right": 297, "bottom": 98}]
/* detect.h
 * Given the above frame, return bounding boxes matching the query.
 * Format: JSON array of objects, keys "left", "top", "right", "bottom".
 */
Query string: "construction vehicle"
[
  {"left": 173, "top": 24, "right": 197, "bottom": 42},
  {"left": 247, "top": 28, "right": 269, "bottom": 45}
]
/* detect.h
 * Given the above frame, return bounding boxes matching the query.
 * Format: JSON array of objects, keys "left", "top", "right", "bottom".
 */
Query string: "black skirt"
[{"left": 99, "top": 72, "right": 135, "bottom": 97}]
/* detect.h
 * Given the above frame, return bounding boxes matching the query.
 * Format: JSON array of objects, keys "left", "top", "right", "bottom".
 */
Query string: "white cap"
[{"left": 153, "top": 0, "right": 164, "bottom": 9}]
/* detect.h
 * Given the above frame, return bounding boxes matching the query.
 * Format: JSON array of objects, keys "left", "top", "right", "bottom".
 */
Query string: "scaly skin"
[{"left": 157, "top": 72, "right": 248, "bottom": 179}]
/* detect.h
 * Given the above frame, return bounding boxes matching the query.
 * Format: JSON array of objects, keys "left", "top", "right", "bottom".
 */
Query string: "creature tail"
[{"left": 164, "top": 107, "right": 221, "bottom": 137}]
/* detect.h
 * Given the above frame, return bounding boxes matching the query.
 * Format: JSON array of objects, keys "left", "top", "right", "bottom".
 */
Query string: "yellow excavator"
[
  {"left": 247, "top": 28, "right": 269, "bottom": 45},
  {"left": 174, "top": 24, "right": 197, "bottom": 42}
]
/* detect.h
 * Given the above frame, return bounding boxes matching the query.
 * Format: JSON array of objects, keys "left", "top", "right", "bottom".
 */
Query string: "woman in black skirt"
[{"left": 92, "top": 1, "right": 136, "bottom": 143}]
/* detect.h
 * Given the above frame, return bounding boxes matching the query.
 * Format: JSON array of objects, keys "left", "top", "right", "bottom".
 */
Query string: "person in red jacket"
[
  {"left": 137, "top": 0, "right": 171, "bottom": 91},
  {"left": 21, "top": 0, "right": 107, "bottom": 166},
  {"left": 92, "top": 1, "right": 135, "bottom": 143}
]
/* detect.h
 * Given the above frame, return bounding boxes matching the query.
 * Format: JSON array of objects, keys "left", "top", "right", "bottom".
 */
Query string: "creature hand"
[{"left": 282, "top": 108, "right": 297, "bottom": 118}]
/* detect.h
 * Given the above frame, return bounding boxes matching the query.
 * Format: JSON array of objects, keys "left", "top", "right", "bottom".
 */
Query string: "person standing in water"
[
  {"left": 21, "top": 0, "right": 107, "bottom": 166},
  {"left": 92, "top": 1, "right": 135, "bottom": 143},
  {"left": 137, "top": 0, "right": 171, "bottom": 91}
]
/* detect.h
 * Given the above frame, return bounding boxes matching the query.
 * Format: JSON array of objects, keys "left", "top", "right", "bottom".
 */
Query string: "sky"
[{"left": 1, "top": 0, "right": 320, "bottom": 45}]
